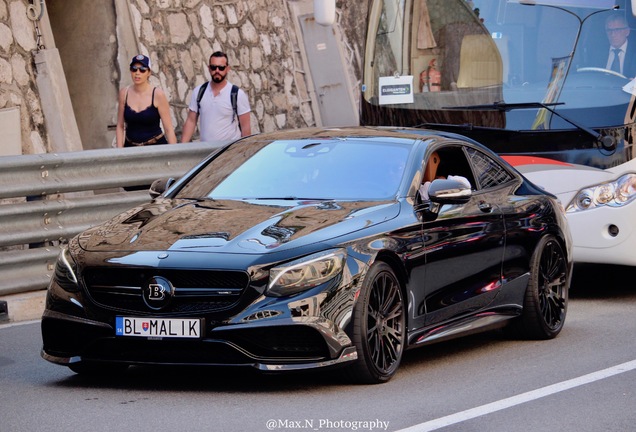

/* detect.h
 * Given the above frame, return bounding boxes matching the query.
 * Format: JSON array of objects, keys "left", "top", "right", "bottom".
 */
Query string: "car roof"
[{"left": 237, "top": 126, "right": 448, "bottom": 144}]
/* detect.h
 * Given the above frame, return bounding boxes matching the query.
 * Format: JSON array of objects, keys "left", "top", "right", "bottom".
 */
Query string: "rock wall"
[
  {"left": 0, "top": 0, "right": 47, "bottom": 154},
  {"left": 0, "top": 0, "right": 369, "bottom": 154},
  {"left": 128, "top": 0, "right": 324, "bottom": 136}
]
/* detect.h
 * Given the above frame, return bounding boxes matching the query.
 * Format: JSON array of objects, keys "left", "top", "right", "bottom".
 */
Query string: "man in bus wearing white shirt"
[{"left": 598, "top": 13, "right": 636, "bottom": 78}]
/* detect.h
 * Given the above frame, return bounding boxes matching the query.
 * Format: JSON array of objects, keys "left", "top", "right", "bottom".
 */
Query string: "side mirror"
[
  {"left": 149, "top": 177, "right": 175, "bottom": 199},
  {"left": 414, "top": 199, "right": 440, "bottom": 222},
  {"left": 314, "top": 0, "right": 336, "bottom": 26},
  {"left": 428, "top": 178, "right": 472, "bottom": 204}
]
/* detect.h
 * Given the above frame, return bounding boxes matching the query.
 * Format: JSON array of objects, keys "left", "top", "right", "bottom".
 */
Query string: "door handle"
[{"left": 478, "top": 201, "right": 493, "bottom": 213}]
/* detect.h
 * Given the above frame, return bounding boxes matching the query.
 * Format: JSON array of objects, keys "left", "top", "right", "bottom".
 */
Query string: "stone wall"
[
  {"left": 120, "top": 0, "right": 370, "bottom": 139},
  {"left": 0, "top": 0, "right": 47, "bottom": 155},
  {"left": 128, "top": 0, "right": 323, "bottom": 136},
  {"left": 0, "top": 0, "right": 368, "bottom": 155}
]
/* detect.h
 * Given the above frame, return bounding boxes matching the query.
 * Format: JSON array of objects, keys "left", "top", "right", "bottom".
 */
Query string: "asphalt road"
[{"left": 1, "top": 264, "right": 635, "bottom": 432}]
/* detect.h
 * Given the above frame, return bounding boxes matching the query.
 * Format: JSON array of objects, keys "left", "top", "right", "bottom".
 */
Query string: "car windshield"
[
  {"left": 363, "top": 0, "right": 632, "bottom": 130},
  {"left": 175, "top": 137, "right": 412, "bottom": 201}
]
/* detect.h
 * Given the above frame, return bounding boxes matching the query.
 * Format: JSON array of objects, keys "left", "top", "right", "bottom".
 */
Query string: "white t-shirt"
[
  {"left": 188, "top": 81, "right": 251, "bottom": 144},
  {"left": 606, "top": 40, "right": 628, "bottom": 73}
]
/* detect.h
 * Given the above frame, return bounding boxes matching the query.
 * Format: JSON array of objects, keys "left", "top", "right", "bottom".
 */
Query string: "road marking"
[{"left": 396, "top": 359, "right": 636, "bottom": 432}]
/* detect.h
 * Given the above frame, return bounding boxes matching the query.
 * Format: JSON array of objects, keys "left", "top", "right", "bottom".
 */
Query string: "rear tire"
[
  {"left": 512, "top": 234, "right": 569, "bottom": 339},
  {"left": 346, "top": 262, "right": 405, "bottom": 384}
]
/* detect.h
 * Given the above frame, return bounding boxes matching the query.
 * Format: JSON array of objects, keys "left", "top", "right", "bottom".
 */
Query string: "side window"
[
  {"left": 426, "top": 145, "right": 476, "bottom": 187},
  {"left": 465, "top": 147, "right": 514, "bottom": 189}
]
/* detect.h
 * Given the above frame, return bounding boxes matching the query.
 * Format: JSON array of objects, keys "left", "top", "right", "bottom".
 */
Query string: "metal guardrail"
[{"left": 0, "top": 142, "right": 216, "bottom": 296}]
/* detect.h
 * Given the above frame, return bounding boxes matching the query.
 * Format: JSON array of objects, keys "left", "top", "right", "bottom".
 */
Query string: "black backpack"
[{"left": 196, "top": 82, "right": 240, "bottom": 131}]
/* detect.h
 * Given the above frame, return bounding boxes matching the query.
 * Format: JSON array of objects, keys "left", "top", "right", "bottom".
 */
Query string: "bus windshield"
[
  {"left": 359, "top": 0, "right": 636, "bottom": 269},
  {"left": 361, "top": 0, "right": 634, "bottom": 131}
]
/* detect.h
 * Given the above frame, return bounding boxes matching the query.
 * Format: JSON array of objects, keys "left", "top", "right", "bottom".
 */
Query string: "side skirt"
[{"left": 407, "top": 305, "right": 522, "bottom": 347}]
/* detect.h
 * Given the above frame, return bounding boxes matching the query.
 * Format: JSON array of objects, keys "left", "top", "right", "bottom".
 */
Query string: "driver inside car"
[{"left": 419, "top": 151, "right": 471, "bottom": 200}]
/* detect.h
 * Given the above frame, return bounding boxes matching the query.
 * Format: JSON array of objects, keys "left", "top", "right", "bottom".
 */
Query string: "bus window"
[
  {"left": 362, "top": 0, "right": 631, "bottom": 128},
  {"left": 361, "top": 0, "right": 636, "bottom": 268}
]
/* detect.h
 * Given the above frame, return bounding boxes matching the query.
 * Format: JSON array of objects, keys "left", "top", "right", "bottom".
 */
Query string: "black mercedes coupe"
[{"left": 41, "top": 127, "right": 572, "bottom": 383}]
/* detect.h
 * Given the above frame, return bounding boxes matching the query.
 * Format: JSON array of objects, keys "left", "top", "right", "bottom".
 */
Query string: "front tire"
[
  {"left": 346, "top": 262, "right": 405, "bottom": 384},
  {"left": 513, "top": 234, "right": 569, "bottom": 339}
]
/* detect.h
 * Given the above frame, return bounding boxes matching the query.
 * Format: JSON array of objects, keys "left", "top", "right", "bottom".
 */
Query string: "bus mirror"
[{"left": 314, "top": 0, "right": 335, "bottom": 26}]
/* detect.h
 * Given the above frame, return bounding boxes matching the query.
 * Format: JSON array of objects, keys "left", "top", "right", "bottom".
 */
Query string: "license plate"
[{"left": 115, "top": 317, "right": 201, "bottom": 338}]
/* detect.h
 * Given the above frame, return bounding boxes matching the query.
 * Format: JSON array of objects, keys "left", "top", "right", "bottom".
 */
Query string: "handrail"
[{"left": 0, "top": 142, "right": 217, "bottom": 296}]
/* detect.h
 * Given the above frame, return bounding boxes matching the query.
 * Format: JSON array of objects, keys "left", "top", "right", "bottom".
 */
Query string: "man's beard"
[{"left": 212, "top": 73, "right": 226, "bottom": 83}]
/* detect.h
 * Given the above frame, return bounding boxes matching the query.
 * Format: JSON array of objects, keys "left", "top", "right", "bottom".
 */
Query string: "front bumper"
[
  {"left": 41, "top": 277, "right": 359, "bottom": 371},
  {"left": 565, "top": 201, "right": 636, "bottom": 266}
]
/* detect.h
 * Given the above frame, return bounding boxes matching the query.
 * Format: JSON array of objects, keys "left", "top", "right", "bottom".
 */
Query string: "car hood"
[{"left": 79, "top": 198, "right": 400, "bottom": 254}]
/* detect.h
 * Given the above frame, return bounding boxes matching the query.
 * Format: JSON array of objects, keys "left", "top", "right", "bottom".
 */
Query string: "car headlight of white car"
[
  {"left": 566, "top": 173, "right": 636, "bottom": 212},
  {"left": 267, "top": 249, "right": 346, "bottom": 297}
]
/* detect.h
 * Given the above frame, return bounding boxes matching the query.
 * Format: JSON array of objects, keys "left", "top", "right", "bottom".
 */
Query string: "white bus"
[{"left": 352, "top": 0, "right": 636, "bottom": 267}]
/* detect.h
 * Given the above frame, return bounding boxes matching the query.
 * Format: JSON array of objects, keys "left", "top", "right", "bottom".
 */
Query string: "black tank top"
[{"left": 124, "top": 87, "right": 163, "bottom": 143}]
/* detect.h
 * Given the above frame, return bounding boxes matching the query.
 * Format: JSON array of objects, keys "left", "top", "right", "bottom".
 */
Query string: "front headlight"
[
  {"left": 53, "top": 246, "right": 80, "bottom": 292},
  {"left": 566, "top": 174, "right": 636, "bottom": 213},
  {"left": 267, "top": 249, "right": 346, "bottom": 297}
]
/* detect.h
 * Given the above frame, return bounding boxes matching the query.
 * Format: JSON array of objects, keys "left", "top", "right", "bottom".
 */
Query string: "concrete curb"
[{"left": 0, "top": 290, "right": 46, "bottom": 323}]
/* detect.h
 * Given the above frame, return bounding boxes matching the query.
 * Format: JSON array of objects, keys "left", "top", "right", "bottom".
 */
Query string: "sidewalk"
[{"left": 0, "top": 290, "right": 46, "bottom": 323}]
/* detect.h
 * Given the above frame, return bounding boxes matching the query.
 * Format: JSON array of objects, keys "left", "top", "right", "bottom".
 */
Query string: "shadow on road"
[
  {"left": 46, "top": 331, "right": 510, "bottom": 392},
  {"left": 42, "top": 264, "right": 634, "bottom": 391},
  {"left": 48, "top": 362, "right": 350, "bottom": 392},
  {"left": 570, "top": 264, "right": 636, "bottom": 299}
]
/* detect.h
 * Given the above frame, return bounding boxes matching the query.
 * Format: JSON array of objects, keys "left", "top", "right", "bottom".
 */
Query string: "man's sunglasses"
[
  {"left": 209, "top": 65, "right": 227, "bottom": 71},
  {"left": 130, "top": 66, "right": 149, "bottom": 73}
]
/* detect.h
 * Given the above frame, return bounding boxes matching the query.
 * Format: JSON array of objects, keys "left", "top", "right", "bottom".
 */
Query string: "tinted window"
[{"left": 466, "top": 147, "right": 514, "bottom": 189}]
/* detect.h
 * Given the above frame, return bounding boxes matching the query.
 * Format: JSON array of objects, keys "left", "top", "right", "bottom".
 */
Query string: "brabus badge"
[{"left": 142, "top": 276, "right": 174, "bottom": 310}]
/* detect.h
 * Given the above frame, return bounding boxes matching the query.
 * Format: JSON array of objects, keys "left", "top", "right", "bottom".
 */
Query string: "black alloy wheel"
[
  {"left": 514, "top": 234, "right": 569, "bottom": 340},
  {"left": 347, "top": 262, "right": 405, "bottom": 384}
]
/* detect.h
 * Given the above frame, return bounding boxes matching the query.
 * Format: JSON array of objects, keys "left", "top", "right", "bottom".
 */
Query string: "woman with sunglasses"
[{"left": 116, "top": 54, "right": 177, "bottom": 148}]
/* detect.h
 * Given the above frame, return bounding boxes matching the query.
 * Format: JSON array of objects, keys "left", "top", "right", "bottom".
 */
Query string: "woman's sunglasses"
[
  {"left": 130, "top": 66, "right": 149, "bottom": 73},
  {"left": 209, "top": 65, "right": 227, "bottom": 71}
]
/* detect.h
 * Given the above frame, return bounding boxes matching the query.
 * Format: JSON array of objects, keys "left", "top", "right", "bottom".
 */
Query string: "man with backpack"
[{"left": 181, "top": 51, "right": 251, "bottom": 145}]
